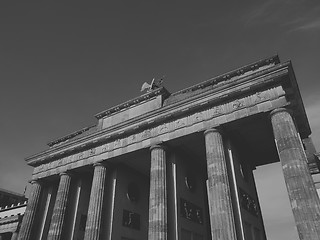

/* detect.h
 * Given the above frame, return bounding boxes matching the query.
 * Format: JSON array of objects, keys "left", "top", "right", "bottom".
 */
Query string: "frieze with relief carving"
[
  {"left": 122, "top": 210, "right": 140, "bottom": 230},
  {"left": 33, "top": 86, "right": 285, "bottom": 177},
  {"left": 180, "top": 198, "right": 203, "bottom": 224},
  {"left": 239, "top": 188, "right": 259, "bottom": 217},
  {"left": 232, "top": 99, "right": 245, "bottom": 110}
]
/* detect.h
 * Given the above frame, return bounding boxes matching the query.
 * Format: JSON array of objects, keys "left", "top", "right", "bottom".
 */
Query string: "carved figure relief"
[
  {"left": 254, "top": 92, "right": 264, "bottom": 103},
  {"left": 89, "top": 148, "right": 96, "bottom": 156},
  {"left": 232, "top": 100, "right": 244, "bottom": 109},
  {"left": 159, "top": 124, "right": 169, "bottom": 134},
  {"left": 142, "top": 129, "right": 151, "bottom": 139},
  {"left": 102, "top": 144, "right": 109, "bottom": 152},
  {"left": 122, "top": 210, "right": 140, "bottom": 230},
  {"left": 194, "top": 113, "right": 203, "bottom": 122},
  {"left": 176, "top": 119, "right": 186, "bottom": 128},
  {"left": 212, "top": 105, "right": 223, "bottom": 115},
  {"left": 114, "top": 139, "right": 121, "bottom": 148},
  {"left": 128, "top": 135, "right": 136, "bottom": 144},
  {"left": 180, "top": 198, "right": 203, "bottom": 224},
  {"left": 78, "top": 153, "right": 84, "bottom": 160},
  {"left": 239, "top": 188, "right": 259, "bottom": 217}
]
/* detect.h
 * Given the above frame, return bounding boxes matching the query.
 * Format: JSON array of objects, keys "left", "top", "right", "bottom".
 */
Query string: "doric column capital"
[
  {"left": 150, "top": 144, "right": 167, "bottom": 152},
  {"left": 28, "top": 178, "right": 42, "bottom": 185},
  {"left": 204, "top": 128, "right": 221, "bottom": 136},
  {"left": 93, "top": 161, "right": 107, "bottom": 168},
  {"left": 29, "top": 180, "right": 38, "bottom": 184},
  {"left": 59, "top": 171, "right": 72, "bottom": 177},
  {"left": 270, "top": 108, "right": 292, "bottom": 117}
]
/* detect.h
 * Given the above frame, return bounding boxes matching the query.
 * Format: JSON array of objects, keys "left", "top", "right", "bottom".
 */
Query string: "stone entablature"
[
  {"left": 47, "top": 126, "right": 96, "bottom": 147},
  {"left": 0, "top": 201, "right": 26, "bottom": 234},
  {"left": 26, "top": 60, "right": 292, "bottom": 170},
  {"left": 0, "top": 202, "right": 27, "bottom": 218},
  {"left": 43, "top": 56, "right": 280, "bottom": 150},
  {"left": 165, "top": 55, "right": 279, "bottom": 105},
  {"left": 31, "top": 85, "right": 287, "bottom": 179},
  {"left": 19, "top": 55, "right": 320, "bottom": 240}
]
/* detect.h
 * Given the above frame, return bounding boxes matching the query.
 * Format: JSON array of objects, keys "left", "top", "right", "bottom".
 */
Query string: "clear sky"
[{"left": 0, "top": 1, "right": 319, "bottom": 239}]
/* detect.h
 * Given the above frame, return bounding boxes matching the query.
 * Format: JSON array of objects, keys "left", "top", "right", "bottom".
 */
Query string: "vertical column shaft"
[
  {"left": 271, "top": 108, "right": 320, "bottom": 240},
  {"left": 204, "top": 128, "right": 237, "bottom": 240},
  {"left": 84, "top": 162, "right": 107, "bottom": 240},
  {"left": 47, "top": 172, "right": 72, "bottom": 240},
  {"left": 18, "top": 180, "right": 42, "bottom": 240},
  {"left": 11, "top": 232, "right": 18, "bottom": 240},
  {"left": 148, "top": 145, "right": 167, "bottom": 240}
]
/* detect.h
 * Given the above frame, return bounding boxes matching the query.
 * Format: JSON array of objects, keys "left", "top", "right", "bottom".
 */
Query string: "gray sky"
[{"left": 1, "top": 1, "right": 319, "bottom": 239}]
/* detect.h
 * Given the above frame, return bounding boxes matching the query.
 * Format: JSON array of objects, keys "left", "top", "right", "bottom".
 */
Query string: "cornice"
[
  {"left": 47, "top": 125, "right": 95, "bottom": 147},
  {"left": 25, "top": 62, "right": 291, "bottom": 167},
  {"left": 170, "top": 55, "right": 279, "bottom": 98}
]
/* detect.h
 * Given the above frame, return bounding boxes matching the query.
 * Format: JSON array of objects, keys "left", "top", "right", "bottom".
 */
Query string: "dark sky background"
[{"left": 1, "top": 1, "right": 319, "bottom": 239}]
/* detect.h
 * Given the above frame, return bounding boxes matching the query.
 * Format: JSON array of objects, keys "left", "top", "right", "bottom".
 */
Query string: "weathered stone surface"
[
  {"left": 17, "top": 180, "right": 42, "bottom": 240},
  {"left": 204, "top": 129, "right": 237, "bottom": 240},
  {"left": 148, "top": 145, "right": 167, "bottom": 240},
  {"left": 84, "top": 162, "right": 107, "bottom": 240},
  {"left": 11, "top": 232, "right": 18, "bottom": 240},
  {"left": 31, "top": 86, "right": 287, "bottom": 178},
  {"left": 47, "top": 172, "right": 71, "bottom": 240},
  {"left": 271, "top": 108, "right": 320, "bottom": 240}
]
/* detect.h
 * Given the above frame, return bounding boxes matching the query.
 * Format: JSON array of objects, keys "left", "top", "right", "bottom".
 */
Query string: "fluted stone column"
[
  {"left": 84, "top": 162, "right": 107, "bottom": 240},
  {"left": 271, "top": 108, "right": 320, "bottom": 240},
  {"left": 204, "top": 128, "right": 237, "bottom": 240},
  {"left": 18, "top": 180, "right": 42, "bottom": 240},
  {"left": 11, "top": 232, "right": 18, "bottom": 240},
  {"left": 148, "top": 145, "right": 167, "bottom": 240},
  {"left": 47, "top": 172, "right": 72, "bottom": 240}
]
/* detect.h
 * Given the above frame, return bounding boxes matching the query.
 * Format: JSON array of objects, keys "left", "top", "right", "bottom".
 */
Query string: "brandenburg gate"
[{"left": 18, "top": 55, "right": 320, "bottom": 240}]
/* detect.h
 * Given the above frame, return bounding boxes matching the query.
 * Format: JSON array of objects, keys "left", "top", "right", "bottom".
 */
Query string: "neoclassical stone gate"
[{"left": 18, "top": 55, "right": 320, "bottom": 240}]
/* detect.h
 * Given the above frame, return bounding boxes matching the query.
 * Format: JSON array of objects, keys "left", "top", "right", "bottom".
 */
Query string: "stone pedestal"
[
  {"left": 18, "top": 180, "right": 42, "bottom": 240},
  {"left": 84, "top": 162, "right": 107, "bottom": 240},
  {"left": 148, "top": 145, "right": 167, "bottom": 240},
  {"left": 47, "top": 172, "right": 72, "bottom": 240},
  {"left": 271, "top": 108, "right": 320, "bottom": 240},
  {"left": 204, "top": 129, "right": 237, "bottom": 240}
]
